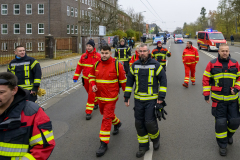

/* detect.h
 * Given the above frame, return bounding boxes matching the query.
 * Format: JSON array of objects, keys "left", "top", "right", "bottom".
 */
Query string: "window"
[
  {"left": 82, "top": 0, "right": 84, "bottom": 3},
  {"left": 71, "top": 7, "right": 74, "bottom": 17},
  {"left": 82, "top": 10, "right": 84, "bottom": 17},
  {"left": 26, "top": 4, "right": 32, "bottom": 15},
  {"left": 67, "top": 25, "right": 70, "bottom": 34},
  {"left": 26, "top": 42, "right": 32, "bottom": 51},
  {"left": 198, "top": 33, "right": 205, "bottom": 39},
  {"left": 1, "top": 43, "right": 7, "bottom": 51},
  {"left": 75, "top": 8, "right": 78, "bottom": 17},
  {"left": 1, "top": 4, "right": 8, "bottom": 15},
  {"left": 14, "top": 43, "right": 19, "bottom": 49},
  {"left": 1, "top": 24, "right": 8, "bottom": 34},
  {"left": 85, "top": 10, "right": 87, "bottom": 17},
  {"left": 88, "top": 0, "right": 90, "bottom": 5},
  {"left": 38, "top": 23, "right": 44, "bottom": 34},
  {"left": 71, "top": 25, "right": 74, "bottom": 34},
  {"left": 67, "top": 6, "right": 70, "bottom": 16},
  {"left": 38, "top": 4, "right": 44, "bottom": 14},
  {"left": 26, "top": 23, "right": 32, "bottom": 34},
  {"left": 75, "top": 25, "right": 78, "bottom": 34},
  {"left": 82, "top": 26, "right": 84, "bottom": 35},
  {"left": 85, "top": 0, "right": 88, "bottom": 5},
  {"left": 14, "top": 24, "right": 20, "bottom": 34},
  {"left": 38, "top": 42, "right": 44, "bottom": 51},
  {"left": 14, "top": 4, "right": 20, "bottom": 15}
]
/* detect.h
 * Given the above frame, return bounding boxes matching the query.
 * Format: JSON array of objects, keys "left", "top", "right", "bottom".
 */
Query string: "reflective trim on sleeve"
[
  {"left": 203, "top": 70, "right": 212, "bottom": 78},
  {"left": 33, "top": 79, "right": 41, "bottom": 84},
  {"left": 74, "top": 74, "right": 80, "bottom": 77},
  {"left": 0, "top": 142, "right": 29, "bottom": 157},
  {"left": 119, "top": 79, "right": 127, "bottom": 83},
  {"left": 235, "top": 82, "right": 240, "bottom": 87},
  {"left": 82, "top": 75, "right": 89, "bottom": 79},
  {"left": 31, "top": 60, "right": 39, "bottom": 69},
  {"left": 88, "top": 74, "right": 96, "bottom": 78},
  {"left": 29, "top": 130, "right": 54, "bottom": 146},
  {"left": 89, "top": 79, "right": 96, "bottom": 83},
  {"left": 125, "top": 87, "right": 133, "bottom": 92},
  {"left": 21, "top": 153, "right": 36, "bottom": 160},
  {"left": 80, "top": 64, "right": 93, "bottom": 67},
  {"left": 130, "top": 67, "right": 134, "bottom": 75},
  {"left": 156, "top": 65, "right": 163, "bottom": 75},
  {"left": 203, "top": 86, "right": 211, "bottom": 92},
  {"left": 159, "top": 86, "right": 167, "bottom": 92}
]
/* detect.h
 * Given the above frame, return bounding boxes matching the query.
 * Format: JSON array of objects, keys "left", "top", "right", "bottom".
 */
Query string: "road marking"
[
  {"left": 166, "top": 60, "right": 168, "bottom": 67},
  {"left": 144, "top": 142, "right": 153, "bottom": 160},
  {"left": 41, "top": 103, "right": 47, "bottom": 107},
  {"left": 235, "top": 52, "right": 239, "bottom": 53},
  {"left": 192, "top": 45, "right": 216, "bottom": 59}
]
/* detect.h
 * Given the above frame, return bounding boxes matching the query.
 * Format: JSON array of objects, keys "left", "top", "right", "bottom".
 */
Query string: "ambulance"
[{"left": 197, "top": 29, "right": 227, "bottom": 52}]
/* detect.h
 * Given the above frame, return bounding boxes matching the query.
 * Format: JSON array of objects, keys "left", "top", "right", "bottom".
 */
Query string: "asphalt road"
[{"left": 46, "top": 39, "right": 240, "bottom": 160}]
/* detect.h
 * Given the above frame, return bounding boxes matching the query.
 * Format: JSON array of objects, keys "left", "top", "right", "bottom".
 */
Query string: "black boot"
[
  {"left": 96, "top": 141, "right": 108, "bottom": 157},
  {"left": 228, "top": 137, "right": 233, "bottom": 145},
  {"left": 86, "top": 114, "right": 92, "bottom": 120},
  {"left": 136, "top": 148, "right": 149, "bottom": 158},
  {"left": 112, "top": 122, "right": 122, "bottom": 135},
  {"left": 94, "top": 104, "right": 99, "bottom": 110},
  {"left": 219, "top": 147, "right": 227, "bottom": 156},
  {"left": 153, "top": 141, "right": 160, "bottom": 150}
]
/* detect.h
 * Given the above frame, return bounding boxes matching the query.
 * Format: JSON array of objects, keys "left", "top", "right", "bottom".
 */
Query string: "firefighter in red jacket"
[
  {"left": 202, "top": 44, "right": 240, "bottom": 156},
  {"left": 73, "top": 40, "right": 101, "bottom": 120},
  {"left": 129, "top": 44, "right": 140, "bottom": 67},
  {"left": 0, "top": 72, "right": 55, "bottom": 160},
  {"left": 88, "top": 45, "right": 126, "bottom": 157},
  {"left": 182, "top": 41, "right": 199, "bottom": 88}
]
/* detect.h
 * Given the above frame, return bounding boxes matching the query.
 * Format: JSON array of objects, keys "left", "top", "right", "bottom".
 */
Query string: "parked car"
[
  {"left": 174, "top": 35, "right": 184, "bottom": 43},
  {"left": 153, "top": 37, "right": 164, "bottom": 45}
]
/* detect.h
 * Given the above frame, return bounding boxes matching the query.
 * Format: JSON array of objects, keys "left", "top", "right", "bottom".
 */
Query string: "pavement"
[{"left": 43, "top": 39, "right": 240, "bottom": 160}]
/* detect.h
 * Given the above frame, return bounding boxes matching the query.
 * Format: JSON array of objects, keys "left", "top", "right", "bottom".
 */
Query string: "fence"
[
  {"left": 0, "top": 38, "right": 45, "bottom": 65},
  {"left": 37, "top": 57, "right": 82, "bottom": 105}
]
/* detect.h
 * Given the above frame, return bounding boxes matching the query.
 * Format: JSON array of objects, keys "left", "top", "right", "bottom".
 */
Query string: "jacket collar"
[
  {"left": 101, "top": 56, "right": 113, "bottom": 64},
  {"left": 86, "top": 48, "right": 96, "bottom": 55}
]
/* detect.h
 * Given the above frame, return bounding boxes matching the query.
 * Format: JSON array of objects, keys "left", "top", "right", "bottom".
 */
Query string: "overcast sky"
[{"left": 118, "top": 0, "right": 220, "bottom": 32}]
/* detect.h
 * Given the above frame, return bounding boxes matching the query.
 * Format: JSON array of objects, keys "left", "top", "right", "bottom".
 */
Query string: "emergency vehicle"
[
  {"left": 197, "top": 29, "right": 227, "bottom": 52},
  {"left": 174, "top": 34, "right": 184, "bottom": 43}
]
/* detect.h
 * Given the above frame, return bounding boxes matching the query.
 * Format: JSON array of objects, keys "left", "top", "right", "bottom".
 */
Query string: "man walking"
[
  {"left": 0, "top": 72, "right": 55, "bottom": 159},
  {"left": 88, "top": 45, "right": 126, "bottom": 157},
  {"left": 182, "top": 41, "right": 199, "bottom": 88},
  {"left": 124, "top": 43, "right": 167, "bottom": 158},
  {"left": 73, "top": 40, "right": 101, "bottom": 120},
  {"left": 202, "top": 44, "right": 240, "bottom": 156},
  {"left": 115, "top": 39, "right": 131, "bottom": 75},
  {"left": 8, "top": 45, "right": 41, "bottom": 102},
  {"left": 230, "top": 35, "right": 234, "bottom": 45}
]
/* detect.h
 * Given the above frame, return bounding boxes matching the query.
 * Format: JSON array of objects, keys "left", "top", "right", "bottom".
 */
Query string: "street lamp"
[
  {"left": 88, "top": 7, "right": 93, "bottom": 38},
  {"left": 138, "top": 11, "right": 146, "bottom": 41}
]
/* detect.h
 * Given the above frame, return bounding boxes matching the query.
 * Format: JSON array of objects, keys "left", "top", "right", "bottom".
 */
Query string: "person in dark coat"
[{"left": 230, "top": 35, "right": 234, "bottom": 45}]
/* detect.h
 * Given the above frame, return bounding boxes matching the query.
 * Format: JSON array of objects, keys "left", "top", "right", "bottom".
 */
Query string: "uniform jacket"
[
  {"left": 89, "top": 57, "right": 126, "bottom": 102},
  {"left": 114, "top": 45, "right": 131, "bottom": 61},
  {"left": 182, "top": 46, "right": 199, "bottom": 64},
  {"left": 73, "top": 48, "right": 101, "bottom": 80},
  {"left": 0, "top": 87, "right": 55, "bottom": 160},
  {"left": 129, "top": 51, "right": 140, "bottom": 67},
  {"left": 124, "top": 55, "right": 167, "bottom": 101},
  {"left": 151, "top": 47, "right": 171, "bottom": 66},
  {"left": 202, "top": 55, "right": 240, "bottom": 103},
  {"left": 8, "top": 55, "right": 41, "bottom": 92}
]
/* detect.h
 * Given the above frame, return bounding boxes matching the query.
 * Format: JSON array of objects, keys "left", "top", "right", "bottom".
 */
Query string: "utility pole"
[{"left": 78, "top": 0, "right": 81, "bottom": 53}]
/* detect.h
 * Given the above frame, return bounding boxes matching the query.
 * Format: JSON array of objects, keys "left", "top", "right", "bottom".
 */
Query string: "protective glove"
[
  {"left": 73, "top": 80, "right": 77, "bottom": 83},
  {"left": 155, "top": 102, "right": 167, "bottom": 121}
]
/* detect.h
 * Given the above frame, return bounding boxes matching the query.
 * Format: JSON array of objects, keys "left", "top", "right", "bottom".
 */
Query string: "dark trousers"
[
  {"left": 212, "top": 101, "right": 240, "bottom": 148},
  {"left": 123, "top": 61, "right": 130, "bottom": 75},
  {"left": 28, "top": 91, "right": 37, "bottom": 102},
  {"left": 231, "top": 40, "right": 234, "bottom": 45},
  {"left": 134, "top": 99, "right": 160, "bottom": 150}
]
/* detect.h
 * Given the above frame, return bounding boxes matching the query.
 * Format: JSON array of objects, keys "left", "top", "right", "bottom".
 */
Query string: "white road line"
[
  {"left": 144, "top": 142, "right": 153, "bottom": 160},
  {"left": 192, "top": 45, "right": 216, "bottom": 59},
  {"left": 41, "top": 103, "right": 47, "bottom": 107},
  {"left": 235, "top": 52, "right": 239, "bottom": 53}
]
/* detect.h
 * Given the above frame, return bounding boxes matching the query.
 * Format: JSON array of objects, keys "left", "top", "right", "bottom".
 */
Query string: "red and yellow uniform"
[
  {"left": 73, "top": 48, "right": 101, "bottom": 114},
  {"left": 182, "top": 46, "right": 199, "bottom": 84},
  {"left": 129, "top": 50, "right": 140, "bottom": 67},
  {"left": 88, "top": 57, "right": 126, "bottom": 144}
]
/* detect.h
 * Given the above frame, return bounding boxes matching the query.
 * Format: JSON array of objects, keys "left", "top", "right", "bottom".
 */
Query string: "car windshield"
[
  {"left": 175, "top": 35, "right": 183, "bottom": 38},
  {"left": 209, "top": 33, "right": 224, "bottom": 40}
]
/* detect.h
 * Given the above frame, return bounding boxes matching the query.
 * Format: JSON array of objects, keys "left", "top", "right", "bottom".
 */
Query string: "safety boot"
[
  {"left": 219, "top": 147, "right": 227, "bottom": 156},
  {"left": 112, "top": 122, "right": 122, "bottom": 135},
  {"left": 192, "top": 82, "right": 195, "bottom": 85},
  {"left": 94, "top": 104, "right": 99, "bottom": 110},
  {"left": 86, "top": 114, "right": 92, "bottom": 120},
  {"left": 96, "top": 141, "right": 108, "bottom": 157},
  {"left": 228, "top": 137, "right": 233, "bottom": 145},
  {"left": 182, "top": 83, "right": 188, "bottom": 88},
  {"left": 136, "top": 148, "right": 149, "bottom": 158},
  {"left": 153, "top": 140, "right": 160, "bottom": 150}
]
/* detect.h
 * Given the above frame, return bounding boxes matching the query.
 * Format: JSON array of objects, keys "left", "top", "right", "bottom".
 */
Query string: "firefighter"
[
  {"left": 182, "top": 41, "right": 199, "bottom": 88},
  {"left": 115, "top": 39, "right": 131, "bottom": 75},
  {"left": 129, "top": 44, "right": 140, "bottom": 67},
  {"left": 203, "top": 44, "right": 240, "bottom": 156},
  {"left": 151, "top": 41, "right": 171, "bottom": 71},
  {"left": 8, "top": 45, "right": 42, "bottom": 102},
  {"left": 73, "top": 40, "right": 101, "bottom": 120},
  {"left": 124, "top": 43, "right": 167, "bottom": 158},
  {"left": 88, "top": 45, "right": 126, "bottom": 157},
  {"left": 0, "top": 72, "right": 55, "bottom": 159}
]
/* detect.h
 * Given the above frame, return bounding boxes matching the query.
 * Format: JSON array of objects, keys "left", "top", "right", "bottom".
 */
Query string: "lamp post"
[
  {"left": 88, "top": 7, "right": 93, "bottom": 38},
  {"left": 138, "top": 11, "right": 146, "bottom": 41}
]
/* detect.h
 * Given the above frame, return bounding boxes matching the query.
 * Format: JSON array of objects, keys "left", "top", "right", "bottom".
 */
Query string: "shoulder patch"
[
  {"left": 210, "top": 58, "right": 218, "bottom": 64},
  {"left": 23, "top": 101, "right": 40, "bottom": 116},
  {"left": 230, "top": 58, "right": 237, "bottom": 63}
]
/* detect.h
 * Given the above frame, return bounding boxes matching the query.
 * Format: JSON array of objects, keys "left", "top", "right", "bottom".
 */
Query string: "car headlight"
[{"left": 212, "top": 42, "right": 214, "bottom": 45}]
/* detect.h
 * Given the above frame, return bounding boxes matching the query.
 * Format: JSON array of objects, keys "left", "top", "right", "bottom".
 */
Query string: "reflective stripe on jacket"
[
  {"left": 202, "top": 57, "right": 240, "bottom": 102},
  {"left": 114, "top": 45, "right": 131, "bottom": 61},
  {"left": 182, "top": 46, "right": 199, "bottom": 64},
  {"left": 151, "top": 47, "right": 171, "bottom": 66},
  {"left": 129, "top": 51, "right": 140, "bottom": 67}
]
